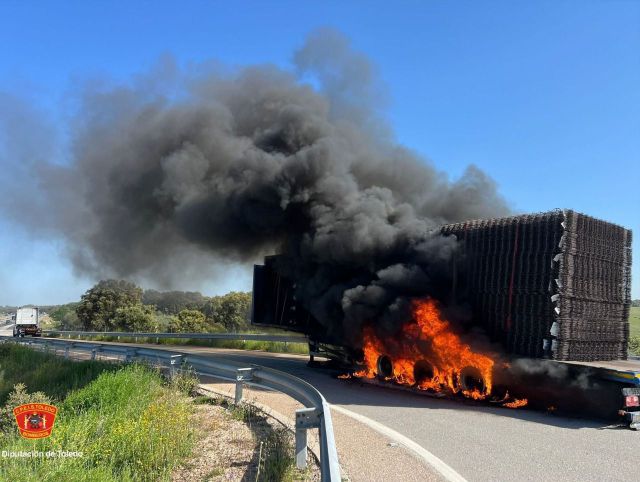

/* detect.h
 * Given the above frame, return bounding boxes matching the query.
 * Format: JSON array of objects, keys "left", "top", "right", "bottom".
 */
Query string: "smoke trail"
[{"left": 1, "top": 29, "right": 509, "bottom": 336}]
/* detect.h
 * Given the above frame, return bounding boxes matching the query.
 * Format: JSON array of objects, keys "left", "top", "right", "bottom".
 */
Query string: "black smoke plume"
[{"left": 1, "top": 29, "right": 509, "bottom": 339}]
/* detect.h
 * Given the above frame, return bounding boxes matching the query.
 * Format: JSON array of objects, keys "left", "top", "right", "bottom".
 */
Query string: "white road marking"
[{"left": 331, "top": 404, "right": 468, "bottom": 482}]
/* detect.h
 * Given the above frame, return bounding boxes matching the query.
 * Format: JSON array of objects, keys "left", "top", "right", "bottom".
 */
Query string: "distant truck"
[{"left": 13, "top": 307, "right": 42, "bottom": 337}]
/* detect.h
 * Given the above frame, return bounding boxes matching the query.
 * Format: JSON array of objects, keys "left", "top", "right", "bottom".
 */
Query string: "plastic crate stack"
[{"left": 441, "top": 210, "right": 632, "bottom": 361}]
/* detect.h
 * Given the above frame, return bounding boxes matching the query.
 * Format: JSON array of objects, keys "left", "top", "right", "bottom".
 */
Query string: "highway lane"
[
  {"left": 14, "top": 338, "right": 639, "bottom": 481},
  {"left": 0, "top": 323, "right": 14, "bottom": 335}
]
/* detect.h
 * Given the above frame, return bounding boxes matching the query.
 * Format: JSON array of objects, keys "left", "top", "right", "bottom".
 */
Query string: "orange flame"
[
  {"left": 353, "top": 298, "right": 495, "bottom": 400},
  {"left": 503, "top": 398, "right": 528, "bottom": 409}
]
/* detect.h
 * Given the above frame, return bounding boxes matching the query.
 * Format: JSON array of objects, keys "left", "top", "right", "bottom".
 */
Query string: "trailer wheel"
[
  {"left": 457, "top": 366, "right": 487, "bottom": 394},
  {"left": 376, "top": 355, "right": 394, "bottom": 379},
  {"left": 413, "top": 360, "right": 435, "bottom": 387}
]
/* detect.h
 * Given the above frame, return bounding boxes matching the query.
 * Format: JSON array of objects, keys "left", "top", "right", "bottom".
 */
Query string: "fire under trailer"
[{"left": 251, "top": 210, "right": 640, "bottom": 428}]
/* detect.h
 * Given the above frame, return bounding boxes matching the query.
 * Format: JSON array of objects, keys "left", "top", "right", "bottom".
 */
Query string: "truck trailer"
[
  {"left": 251, "top": 209, "right": 640, "bottom": 428},
  {"left": 13, "top": 306, "right": 42, "bottom": 337}
]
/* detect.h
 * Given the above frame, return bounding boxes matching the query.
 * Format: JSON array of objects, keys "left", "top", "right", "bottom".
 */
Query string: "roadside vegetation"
[
  {"left": 45, "top": 280, "right": 308, "bottom": 354},
  {"left": 176, "top": 337, "right": 308, "bottom": 354},
  {"left": 629, "top": 305, "right": 640, "bottom": 336},
  {"left": 48, "top": 280, "right": 252, "bottom": 334},
  {"left": 0, "top": 347, "right": 196, "bottom": 481},
  {"left": 83, "top": 335, "right": 309, "bottom": 355},
  {"left": 0, "top": 344, "right": 311, "bottom": 481},
  {"left": 0, "top": 344, "right": 117, "bottom": 402},
  {"left": 629, "top": 305, "right": 640, "bottom": 355}
]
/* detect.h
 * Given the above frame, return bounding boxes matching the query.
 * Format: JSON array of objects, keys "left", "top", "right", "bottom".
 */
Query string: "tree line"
[{"left": 49, "top": 280, "right": 252, "bottom": 333}]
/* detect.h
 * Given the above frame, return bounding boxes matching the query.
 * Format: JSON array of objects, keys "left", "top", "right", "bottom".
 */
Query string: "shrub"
[
  {"left": 168, "top": 366, "right": 200, "bottom": 395},
  {"left": 259, "top": 427, "right": 295, "bottom": 482},
  {"left": 169, "top": 309, "right": 210, "bottom": 333},
  {"left": 202, "top": 292, "right": 251, "bottom": 331},
  {"left": 76, "top": 279, "right": 143, "bottom": 331},
  {"left": 113, "top": 304, "right": 158, "bottom": 332}
]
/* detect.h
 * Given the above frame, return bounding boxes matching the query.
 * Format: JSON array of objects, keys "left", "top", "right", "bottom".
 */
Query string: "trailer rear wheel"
[
  {"left": 458, "top": 367, "right": 487, "bottom": 394},
  {"left": 376, "top": 355, "right": 393, "bottom": 379},
  {"left": 413, "top": 360, "right": 435, "bottom": 386}
]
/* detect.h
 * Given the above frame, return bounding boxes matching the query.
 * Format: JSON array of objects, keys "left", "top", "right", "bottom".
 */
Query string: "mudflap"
[{"left": 620, "top": 411, "right": 640, "bottom": 430}]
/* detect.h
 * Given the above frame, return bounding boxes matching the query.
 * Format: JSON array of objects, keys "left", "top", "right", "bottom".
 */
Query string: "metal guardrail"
[
  {"left": 42, "top": 330, "right": 308, "bottom": 343},
  {"left": 0, "top": 335, "right": 339, "bottom": 481}
]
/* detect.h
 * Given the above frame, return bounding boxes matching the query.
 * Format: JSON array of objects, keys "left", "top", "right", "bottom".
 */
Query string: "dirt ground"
[{"left": 172, "top": 399, "right": 319, "bottom": 482}]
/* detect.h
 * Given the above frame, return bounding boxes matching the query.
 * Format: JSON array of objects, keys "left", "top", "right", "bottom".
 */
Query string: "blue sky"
[{"left": 0, "top": 1, "right": 638, "bottom": 304}]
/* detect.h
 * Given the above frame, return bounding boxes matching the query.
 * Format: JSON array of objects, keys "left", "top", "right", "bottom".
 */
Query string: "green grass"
[
  {"left": 0, "top": 344, "right": 117, "bottom": 404},
  {"left": 0, "top": 347, "right": 196, "bottom": 481},
  {"left": 629, "top": 307, "right": 640, "bottom": 355},
  {"left": 178, "top": 338, "right": 309, "bottom": 354},
  {"left": 629, "top": 306, "right": 640, "bottom": 338},
  {"left": 53, "top": 334, "right": 310, "bottom": 355}
]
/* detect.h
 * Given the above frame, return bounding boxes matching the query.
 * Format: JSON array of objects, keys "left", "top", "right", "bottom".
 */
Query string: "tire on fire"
[
  {"left": 376, "top": 355, "right": 394, "bottom": 379},
  {"left": 457, "top": 366, "right": 487, "bottom": 394},
  {"left": 413, "top": 359, "right": 435, "bottom": 385}
]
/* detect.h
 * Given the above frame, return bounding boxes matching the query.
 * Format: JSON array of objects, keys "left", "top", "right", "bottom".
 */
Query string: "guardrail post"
[
  {"left": 295, "top": 407, "right": 321, "bottom": 470},
  {"left": 169, "top": 354, "right": 183, "bottom": 378},
  {"left": 235, "top": 368, "right": 254, "bottom": 404}
]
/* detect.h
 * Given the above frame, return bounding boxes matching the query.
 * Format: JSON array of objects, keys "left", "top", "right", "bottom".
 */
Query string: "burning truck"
[{"left": 252, "top": 209, "right": 640, "bottom": 427}]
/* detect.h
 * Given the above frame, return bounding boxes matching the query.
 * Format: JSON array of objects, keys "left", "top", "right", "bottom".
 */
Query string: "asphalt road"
[
  {"left": 6, "top": 335, "right": 638, "bottom": 481},
  {"left": 0, "top": 324, "right": 13, "bottom": 334}
]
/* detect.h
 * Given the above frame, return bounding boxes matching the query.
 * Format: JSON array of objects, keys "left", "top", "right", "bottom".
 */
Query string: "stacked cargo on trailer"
[{"left": 441, "top": 209, "right": 632, "bottom": 361}]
